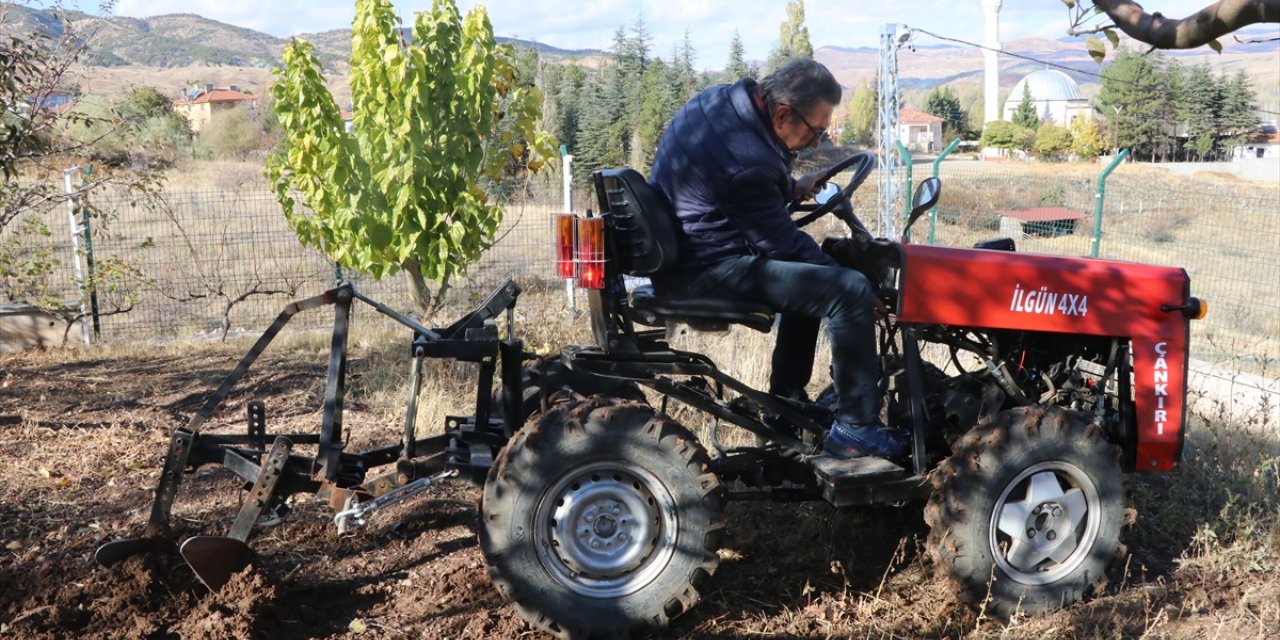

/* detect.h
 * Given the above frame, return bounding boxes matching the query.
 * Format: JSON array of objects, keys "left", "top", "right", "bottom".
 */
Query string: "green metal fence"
[{"left": 6, "top": 162, "right": 1279, "bottom": 374}]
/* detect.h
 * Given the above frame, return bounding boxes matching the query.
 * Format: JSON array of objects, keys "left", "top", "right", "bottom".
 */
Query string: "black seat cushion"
[{"left": 630, "top": 284, "right": 775, "bottom": 333}]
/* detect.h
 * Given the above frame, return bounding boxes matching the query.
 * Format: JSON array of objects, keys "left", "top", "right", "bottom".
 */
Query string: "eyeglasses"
[{"left": 786, "top": 105, "right": 828, "bottom": 144}]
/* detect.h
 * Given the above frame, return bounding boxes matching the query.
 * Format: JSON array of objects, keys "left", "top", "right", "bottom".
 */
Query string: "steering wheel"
[{"left": 790, "top": 151, "right": 875, "bottom": 231}]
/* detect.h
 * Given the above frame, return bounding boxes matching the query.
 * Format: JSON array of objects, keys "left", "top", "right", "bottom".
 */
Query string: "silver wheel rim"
[
  {"left": 533, "top": 461, "right": 677, "bottom": 599},
  {"left": 989, "top": 460, "right": 1101, "bottom": 586}
]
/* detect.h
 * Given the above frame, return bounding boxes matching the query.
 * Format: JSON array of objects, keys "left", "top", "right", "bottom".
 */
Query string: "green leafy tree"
[
  {"left": 839, "top": 79, "right": 877, "bottom": 146},
  {"left": 980, "top": 120, "right": 1034, "bottom": 154},
  {"left": 1069, "top": 116, "right": 1107, "bottom": 160},
  {"left": 1, "top": 1, "right": 154, "bottom": 332},
  {"left": 764, "top": 0, "right": 813, "bottom": 75},
  {"left": 267, "top": 0, "right": 554, "bottom": 316},
  {"left": 925, "top": 86, "right": 968, "bottom": 142},
  {"left": 1034, "top": 122, "right": 1073, "bottom": 160},
  {"left": 724, "top": 31, "right": 752, "bottom": 82},
  {"left": 198, "top": 108, "right": 260, "bottom": 160},
  {"left": 69, "top": 87, "right": 192, "bottom": 165},
  {"left": 1011, "top": 83, "right": 1041, "bottom": 130}
]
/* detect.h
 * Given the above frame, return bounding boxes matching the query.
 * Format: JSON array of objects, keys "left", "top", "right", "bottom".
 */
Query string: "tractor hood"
[{"left": 897, "top": 244, "right": 1195, "bottom": 472}]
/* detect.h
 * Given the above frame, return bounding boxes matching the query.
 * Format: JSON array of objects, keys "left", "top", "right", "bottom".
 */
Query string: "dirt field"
[{"left": 1, "top": 336, "right": 1277, "bottom": 639}]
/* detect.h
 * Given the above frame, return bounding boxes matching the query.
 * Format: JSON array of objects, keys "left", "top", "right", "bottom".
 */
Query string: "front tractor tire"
[
  {"left": 480, "top": 398, "right": 725, "bottom": 638},
  {"left": 925, "top": 406, "right": 1127, "bottom": 618}
]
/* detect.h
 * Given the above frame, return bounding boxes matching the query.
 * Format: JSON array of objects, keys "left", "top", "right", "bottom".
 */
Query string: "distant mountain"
[
  {"left": 3, "top": 4, "right": 1274, "bottom": 105},
  {"left": 817, "top": 32, "right": 1279, "bottom": 95},
  {"left": 1, "top": 5, "right": 602, "bottom": 70}
]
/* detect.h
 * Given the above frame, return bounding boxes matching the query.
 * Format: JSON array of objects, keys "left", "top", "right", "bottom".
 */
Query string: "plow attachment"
[{"left": 96, "top": 281, "right": 527, "bottom": 590}]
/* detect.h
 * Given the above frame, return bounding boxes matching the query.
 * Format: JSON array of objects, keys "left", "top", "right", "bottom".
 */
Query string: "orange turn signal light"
[
  {"left": 553, "top": 213, "right": 576, "bottom": 279},
  {"left": 575, "top": 216, "right": 605, "bottom": 290}
]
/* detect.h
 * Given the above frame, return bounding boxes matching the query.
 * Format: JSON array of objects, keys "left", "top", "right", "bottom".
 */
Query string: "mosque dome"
[{"left": 1005, "top": 69, "right": 1084, "bottom": 104}]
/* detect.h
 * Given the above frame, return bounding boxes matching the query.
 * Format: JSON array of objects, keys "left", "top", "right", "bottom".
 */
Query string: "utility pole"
[{"left": 877, "top": 23, "right": 909, "bottom": 238}]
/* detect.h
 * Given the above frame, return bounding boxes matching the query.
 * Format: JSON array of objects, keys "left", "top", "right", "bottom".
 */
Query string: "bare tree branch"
[{"left": 1091, "top": 0, "right": 1280, "bottom": 49}]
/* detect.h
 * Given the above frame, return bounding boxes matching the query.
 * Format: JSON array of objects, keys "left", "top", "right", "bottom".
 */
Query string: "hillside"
[
  {"left": 3, "top": 4, "right": 1275, "bottom": 110},
  {"left": 818, "top": 34, "right": 1280, "bottom": 96}
]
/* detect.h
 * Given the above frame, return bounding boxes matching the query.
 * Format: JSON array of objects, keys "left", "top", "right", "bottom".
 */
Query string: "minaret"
[{"left": 982, "top": 0, "right": 1002, "bottom": 124}]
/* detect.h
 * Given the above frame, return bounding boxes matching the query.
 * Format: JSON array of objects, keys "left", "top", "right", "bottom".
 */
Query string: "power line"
[{"left": 909, "top": 28, "right": 1280, "bottom": 119}]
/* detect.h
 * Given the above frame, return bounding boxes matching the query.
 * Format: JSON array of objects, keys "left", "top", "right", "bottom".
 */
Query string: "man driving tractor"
[{"left": 648, "top": 58, "right": 904, "bottom": 459}]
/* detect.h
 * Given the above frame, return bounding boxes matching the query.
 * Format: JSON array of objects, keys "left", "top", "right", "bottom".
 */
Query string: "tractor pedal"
[{"left": 809, "top": 454, "right": 906, "bottom": 486}]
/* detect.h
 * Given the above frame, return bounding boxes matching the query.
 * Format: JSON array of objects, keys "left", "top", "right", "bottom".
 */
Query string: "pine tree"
[
  {"left": 575, "top": 65, "right": 630, "bottom": 181},
  {"left": 552, "top": 62, "right": 586, "bottom": 154},
  {"left": 636, "top": 59, "right": 677, "bottom": 172},
  {"left": 724, "top": 31, "right": 751, "bottom": 82},
  {"left": 1180, "top": 62, "right": 1220, "bottom": 160},
  {"left": 672, "top": 29, "right": 699, "bottom": 102},
  {"left": 1218, "top": 70, "right": 1261, "bottom": 154},
  {"left": 1011, "top": 83, "right": 1040, "bottom": 130},
  {"left": 1096, "top": 50, "right": 1173, "bottom": 160},
  {"left": 925, "top": 86, "right": 967, "bottom": 142}
]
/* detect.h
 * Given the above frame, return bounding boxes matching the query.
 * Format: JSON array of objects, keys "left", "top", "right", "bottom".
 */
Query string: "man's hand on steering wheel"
[
  {"left": 790, "top": 170, "right": 827, "bottom": 203},
  {"left": 789, "top": 151, "right": 876, "bottom": 232}
]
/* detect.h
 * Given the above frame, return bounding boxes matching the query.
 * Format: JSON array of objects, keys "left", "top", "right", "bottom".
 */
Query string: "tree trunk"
[{"left": 401, "top": 257, "right": 451, "bottom": 320}]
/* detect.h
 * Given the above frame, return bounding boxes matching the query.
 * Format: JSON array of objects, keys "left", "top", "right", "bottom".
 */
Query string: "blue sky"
[{"left": 69, "top": 1, "right": 1227, "bottom": 67}]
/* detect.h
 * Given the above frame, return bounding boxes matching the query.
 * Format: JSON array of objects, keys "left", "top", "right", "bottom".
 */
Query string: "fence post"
[
  {"left": 1091, "top": 148, "right": 1129, "bottom": 258},
  {"left": 62, "top": 167, "right": 91, "bottom": 345},
  {"left": 81, "top": 200, "right": 100, "bottom": 338},
  {"left": 929, "top": 137, "right": 962, "bottom": 245},
  {"left": 894, "top": 140, "right": 912, "bottom": 241}
]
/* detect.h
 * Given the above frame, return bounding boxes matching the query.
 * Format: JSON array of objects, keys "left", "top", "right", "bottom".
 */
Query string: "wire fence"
[{"left": 6, "top": 159, "right": 1279, "bottom": 374}]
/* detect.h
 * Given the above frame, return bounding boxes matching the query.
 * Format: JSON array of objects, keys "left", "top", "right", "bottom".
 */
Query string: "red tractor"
[
  {"left": 96, "top": 153, "right": 1205, "bottom": 639},
  {"left": 479, "top": 153, "right": 1206, "bottom": 637}
]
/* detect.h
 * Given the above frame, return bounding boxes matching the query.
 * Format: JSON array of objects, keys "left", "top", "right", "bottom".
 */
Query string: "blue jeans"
[{"left": 655, "top": 255, "right": 880, "bottom": 424}]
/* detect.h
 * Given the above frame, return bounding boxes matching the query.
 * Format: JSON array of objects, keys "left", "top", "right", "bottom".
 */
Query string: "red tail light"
[
  {"left": 553, "top": 213, "right": 576, "bottom": 278},
  {"left": 575, "top": 216, "right": 605, "bottom": 289}
]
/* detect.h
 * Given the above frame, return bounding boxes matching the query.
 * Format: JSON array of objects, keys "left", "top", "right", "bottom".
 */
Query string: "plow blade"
[
  {"left": 180, "top": 536, "right": 254, "bottom": 591},
  {"left": 94, "top": 537, "right": 176, "bottom": 567}
]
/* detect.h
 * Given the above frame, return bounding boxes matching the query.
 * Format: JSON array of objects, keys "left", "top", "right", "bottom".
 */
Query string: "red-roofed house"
[
  {"left": 174, "top": 84, "right": 257, "bottom": 133},
  {"left": 899, "top": 107, "right": 944, "bottom": 153}
]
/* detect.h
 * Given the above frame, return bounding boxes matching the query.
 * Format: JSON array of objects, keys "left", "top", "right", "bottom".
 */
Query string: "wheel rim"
[
  {"left": 533, "top": 461, "right": 677, "bottom": 599},
  {"left": 989, "top": 460, "right": 1101, "bottom": 585}
]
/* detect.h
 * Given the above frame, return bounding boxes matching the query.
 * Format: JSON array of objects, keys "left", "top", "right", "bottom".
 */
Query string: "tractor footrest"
[
  {"left": 809, "top": 455, "right": 927, "bottom": 507},
  {"left": 810, "top": 454, "right": 905, "bottom": 485}
]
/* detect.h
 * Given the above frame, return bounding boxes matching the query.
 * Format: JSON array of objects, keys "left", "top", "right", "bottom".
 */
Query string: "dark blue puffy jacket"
[{"left": 649, "top": 78, "right": 836, "bottom": 269}]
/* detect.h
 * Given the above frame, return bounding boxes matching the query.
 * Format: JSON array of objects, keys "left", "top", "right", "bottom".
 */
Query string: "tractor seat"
[
  {"left": 594, "top": 167, "right": 778, "bottom": 334},
  {"left": 630, "top": 285, "right": 776, "bottom": 333}
]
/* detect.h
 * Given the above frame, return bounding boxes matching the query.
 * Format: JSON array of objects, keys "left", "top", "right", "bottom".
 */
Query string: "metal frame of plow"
[{"left": 96, "top": 281, "right": 527, "bottom": 591}]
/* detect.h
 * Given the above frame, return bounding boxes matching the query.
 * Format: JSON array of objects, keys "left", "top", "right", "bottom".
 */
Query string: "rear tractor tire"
[
  {"left": 480, "top": 398, "right": 725, "bottom": 638},
  {"left": 493, "top": 356, "right": 647, "bottom": 423},
  {"left": 925, "top": 406, "right": 1127, "bottom": 618}
]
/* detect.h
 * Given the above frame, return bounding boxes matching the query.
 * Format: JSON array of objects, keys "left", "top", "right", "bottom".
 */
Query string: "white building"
[
  {"left": 1002, "top": 69, "right": 1092, "bottom": 127},
  {"left": 899, "top": 107, "right": 944, "bottom": 153}
]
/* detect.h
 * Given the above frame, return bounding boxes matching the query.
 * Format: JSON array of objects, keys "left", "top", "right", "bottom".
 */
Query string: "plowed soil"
[{"left": 1, "top": 343, "right": 1276, "bottom": 639}]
